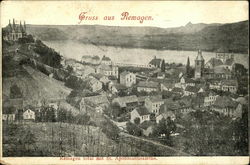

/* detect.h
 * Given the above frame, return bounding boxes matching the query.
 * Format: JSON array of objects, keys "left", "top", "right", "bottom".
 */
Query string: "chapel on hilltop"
[{"left": 3, "top": 19, "right": 27, "bottom": 41}]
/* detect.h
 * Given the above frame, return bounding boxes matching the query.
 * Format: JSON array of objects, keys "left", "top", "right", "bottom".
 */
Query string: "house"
[
  {"left": 145, "top": 96, "right": 164, "bottom": 115},
  {"left": 179, "top": 77, "right": 196, "bottom": 89},
  {"left": 108, "top": 81, "right": 128, "bottom": 94},
  {"left": 160, "top": 82, "right": 174, "bottom": 92},
  {"left": 157, "top": 72, "right": 165, "bottom": 79},
  {"left": 209, "top": 81, "right": 221, "bottom": 90},
  {"left": 89, "top": 73, "right": 110, "bottom": 85},
  {"left": 2, "top": 107, "right": 16, "bottom": 122},
  {"left": 184, "top": 86, "right": 200, "bottom": 96},
  {"left": 156, "top": 111, "right": 176, "bottom": 124},
  {"left": 101, "top": 55, "right": 112, "bottom": 65},
  {"left": 137, "top": 81, "right": 159, "bottom": 92},
  {"left": 120, "top": 71, "right": 136, "bottom": 87},
  {"left": 130, "top": 106, "right": 151, "bottom": 124},
  {"left": 205, "top": 58, "right": 224, "bottom": 69},
  {"left": 137, "top": 96, "right": 149, "bottom": 106},
  {"left": 213, "top": 66, "right": 232, "bottom": 79},
  {"left": 48, "top": 102, "right": 59, "bottom": 110},
  {"left": 85, "top": 77, "right": 103, "bottom": 92},
  {"left": 148, "top": 56, "right": 164, "bottom": 68},
  {"left": 112, "top": 95, "right": 139, "bottom": 111},
  {"left": 171, "top": 87, "right": 183, "bottom": 95},
  {"left": 139, "top": 121, "right": 155, "bottom": 136},
  {"left": 203, "top": 91, "right": 219, "bottom": 107},
  {"left": 212, "top": 96, "right": 240, "bottom": 118},
  {"left": 23, "top": 109, "right": 35, "bottom": 120},
  {"left": 92, "top": 56, "right": 101, "bottom": 64},
  {"left": 221, "top": 79, "right": 238, "bottom": 94},
  {"left": 162, "top": 98, "right": 193, "bottom": 116},
  {"left": 95, "top": 64, "right": 119, "bottom": 78},
  {"left": 80, "top": 95, "right": 110, "bottom": 113}
]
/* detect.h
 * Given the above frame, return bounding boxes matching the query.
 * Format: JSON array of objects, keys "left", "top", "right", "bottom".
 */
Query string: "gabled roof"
[
  {"left": 98, "top": 64, "right": 112, "bottom": 71},
  {"left": 136, "top": 106, "right": 150, "bottom": 116},
  {"left": 206, "top": 58, "right": 223, "bottom": 67},
  {"left": 139, "top": 120, "right": 155, "bottom": 129},
  {"left": 113, "top": 95, "right": 138, "bottom": 107},
  {"left": 183, "top": 77, "right": 196, "bottom": 84},
  {"left": 147, "top": 95, "right": 163, "bottom": 103},
  {"left": 3, "top": 106, "right": 16, "bottom": 114},
  {"left": 112, "top": 83, "right": 127, "bottom": 90},
  {"left": 120, "top": 71, "right": 134, "bottom": 77},
  {"left": 149, "top": 58, "right": 162, "bottom": 67},
  {"left": 93, "top": 56, "right": 100, "bottom": 60},
  {"left": 3, "top": 98, "right": 23, "bottom": 109},
  {"left": 102, "top": 56, "right": 111, "bottom": 61},
  {"left": 161, "top": 82, "right": 174, "bottom": 89},
  {"left": 82, "top": 55, "right": 93, "bottom": 59},
  {"left": 221, "top": 79, "right": 237, "bottom": 86},
  {"left": 217, "top": 47, "right": 229, "bottom": 53},
  {"left": 89, "top": 73, "right": 106, "bottom": 80},
  {"left": 137, "top": 81, "right": 159, "bottom": 88},
  {"left": 214, "top": 96, "right": 238, "bottom": 108},
  {"left": 214, "top": 66, "right": 231, "bottom": 74},
  {"left": 185, "top": 86, "right": 200, "bottom": 93},
  {"left": 172, "top": 87, "right": 183, "bottom": 93},
  {"left": 224, "top": 58, "right": 234, "bottom": 66},
  {"left": 83, "top": 95, "right": 109, "bottom": 105}
]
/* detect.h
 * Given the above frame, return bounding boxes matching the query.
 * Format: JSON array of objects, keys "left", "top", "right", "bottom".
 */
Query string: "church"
[
  {"left": 194, "top": 50, "right": 205, "bottom": 79},
  {"left": 3, "top": 19, "right": 27, "bottom": 41}
]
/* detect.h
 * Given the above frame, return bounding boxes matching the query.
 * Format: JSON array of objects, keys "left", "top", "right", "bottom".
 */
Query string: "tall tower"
[{"left": 195, "top": 50, "right": 205, "bottom": 79}]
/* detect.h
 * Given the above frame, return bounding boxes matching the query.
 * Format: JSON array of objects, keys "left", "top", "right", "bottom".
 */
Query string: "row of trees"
[
  {"left": 180, "top": 110, "right": 248, "bottom": 155},
  {"left": 34, "top": 40, "right": 62, "bottom": 68}
]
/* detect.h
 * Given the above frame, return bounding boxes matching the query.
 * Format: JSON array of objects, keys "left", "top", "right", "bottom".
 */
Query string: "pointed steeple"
[
  {"left": 196, "top": 50, "right": 204, "bottom": 61},
  {"left": 24, "top": 21, "right": 26, "bottom": 31}
]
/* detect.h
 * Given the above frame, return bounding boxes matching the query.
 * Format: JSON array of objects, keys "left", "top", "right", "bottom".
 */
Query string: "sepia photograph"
[{"left": 0, "top": 1, "right": 249, "bottom": 164}]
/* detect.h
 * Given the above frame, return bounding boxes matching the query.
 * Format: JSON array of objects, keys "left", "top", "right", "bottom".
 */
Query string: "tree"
[
  {"left": 10, "top": 84, "right": 23, "bottom": 99},
  {"left": 126, "top": 122, "right": 142, "bottom": 136},
  {"left": 66, "top": 65, "right": 74, "bottom": 75},
  {"left": 134, "top": 117, "right": 141, "bottom": 125},
  {"left": 161, "top": 60, "right": 166, "bottom": 72},
  {"left": 110, "top": 103, "right": 123, "bottom": 119},
  {"left": 186, "top": 57, "right": 191, "bottom": 78}
]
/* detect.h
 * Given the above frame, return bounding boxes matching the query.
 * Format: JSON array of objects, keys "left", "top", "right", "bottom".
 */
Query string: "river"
[{"left": 44, "top": 40, "right": 249, "bottom": 68}]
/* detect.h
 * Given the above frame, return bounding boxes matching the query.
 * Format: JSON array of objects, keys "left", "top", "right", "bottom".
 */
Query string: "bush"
[{"left": 126, "top": 122, "right": 142, "bottom": 136}]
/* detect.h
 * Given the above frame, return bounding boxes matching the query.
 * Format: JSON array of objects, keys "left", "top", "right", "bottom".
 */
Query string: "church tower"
[{"left": 195, "top": 50, "right": 205, "bottom": 79}]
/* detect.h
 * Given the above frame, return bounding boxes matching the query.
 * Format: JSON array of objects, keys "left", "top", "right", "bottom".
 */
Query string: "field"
[{"left": 2, "top": 122, "right": 149, "bottom": 157}]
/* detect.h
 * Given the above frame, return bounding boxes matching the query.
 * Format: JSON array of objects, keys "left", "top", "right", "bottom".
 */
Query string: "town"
[{"left": 2, "top": 19, "right": 249, "bottom": 156}]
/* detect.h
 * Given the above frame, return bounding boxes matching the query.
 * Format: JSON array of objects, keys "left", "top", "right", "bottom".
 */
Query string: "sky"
[{"left": 1, "top": 1, "right": 249, "bottom": 28}]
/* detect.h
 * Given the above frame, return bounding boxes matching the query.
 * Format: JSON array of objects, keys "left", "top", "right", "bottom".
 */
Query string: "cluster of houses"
[
  {"left": 2, "top": 98, "right": 59, "bottom": 123},
  {"left": 3, "top": 48, "right": 248, "bottom": 139},
  {"left": 57, "top": 50, "right": 248, "bottom": 136}
]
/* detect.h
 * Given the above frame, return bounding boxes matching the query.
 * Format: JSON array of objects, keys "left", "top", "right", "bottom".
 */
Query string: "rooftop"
[
  {"left": 102, "top": 56, "right": 111, "bottom": 61},
  {"left": 214, "top": 96, "right": 238, "bottom": 108},
  {"left": 137, "top": 81, "right": 159, "bottom": 88},
  {"left": 136, "top": 106, "right": 150, "bottom": 116},
  {"left": 185, "top": 86, "right": 200, "bottom": 93}
]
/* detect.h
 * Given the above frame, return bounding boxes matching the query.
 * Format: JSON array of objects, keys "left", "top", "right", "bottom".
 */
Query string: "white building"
[
  {"left": 23, "top": 109, "right": 35, "bottom": 120},
  {"left": 120, "top": 71, "right": 136, "bottom": 87}
]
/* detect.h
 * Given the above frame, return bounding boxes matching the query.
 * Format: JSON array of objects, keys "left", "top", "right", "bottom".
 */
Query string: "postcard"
[{"left": 0, "top": 1, "right": 249, "bottom": 164}]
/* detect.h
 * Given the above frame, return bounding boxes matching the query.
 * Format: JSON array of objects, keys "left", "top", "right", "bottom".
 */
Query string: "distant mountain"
[{"left": 26, "top": 20, "right": 249, "bottom": 53}]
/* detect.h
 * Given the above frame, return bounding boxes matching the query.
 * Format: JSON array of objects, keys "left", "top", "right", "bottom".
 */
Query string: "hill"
[
  {"left": 26, "top": 20, "right": 248, "bottom": 53},
  {"left": 2, "top": 40, "right": 79, "bottom": 114}
]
